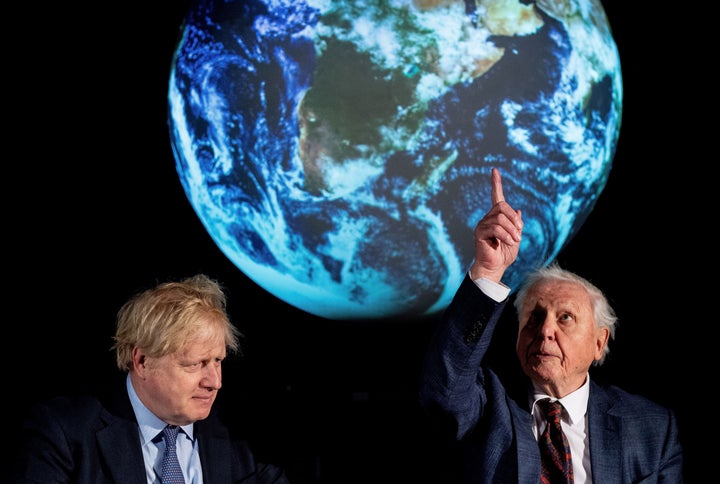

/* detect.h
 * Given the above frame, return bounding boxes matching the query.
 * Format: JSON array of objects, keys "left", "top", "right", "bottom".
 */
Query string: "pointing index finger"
[{"left": 491, "top": 167, "right": 504, "bottom": 205}]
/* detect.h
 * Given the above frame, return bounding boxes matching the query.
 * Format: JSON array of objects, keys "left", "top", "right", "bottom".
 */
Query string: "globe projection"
[{"left": 168, "top": 0, "right": 622, "bottom": 321}]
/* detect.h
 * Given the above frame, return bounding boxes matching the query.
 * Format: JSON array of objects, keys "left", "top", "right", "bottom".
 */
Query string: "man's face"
[
  {"left": 135, "top": 328, "right": 227, "bottom": 426},
  {"left": 515, "top": 280, "right": 609, "bottom": 397}
]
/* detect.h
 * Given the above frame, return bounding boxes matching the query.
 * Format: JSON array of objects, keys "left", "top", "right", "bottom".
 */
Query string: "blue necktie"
[{"left": 161, "top": 425, "right": 185, "bottom": 484}]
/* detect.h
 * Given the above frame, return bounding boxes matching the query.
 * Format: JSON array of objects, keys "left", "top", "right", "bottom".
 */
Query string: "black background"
[{"left": 9, "top": 1, "right": 705, "bottom": 482}]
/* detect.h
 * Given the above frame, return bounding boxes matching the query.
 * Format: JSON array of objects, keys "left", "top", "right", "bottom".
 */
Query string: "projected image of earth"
[{"left": 168, "top": 0, "right": 622, "bottom": 320}]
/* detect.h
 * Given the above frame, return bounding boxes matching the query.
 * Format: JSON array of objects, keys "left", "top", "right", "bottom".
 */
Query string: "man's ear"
[
  {"left": 132, "top": 347, "right": 148, "bottom": 376},
  {"left": 594, "top": 327, "right": 610, "bottom": 360}
]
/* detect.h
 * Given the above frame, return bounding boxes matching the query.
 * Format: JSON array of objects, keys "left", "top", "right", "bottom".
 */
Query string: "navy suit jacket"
[
  {"left": 11, "top": 376, "right": 288, "bottom": 484},
  {"left": 419, "top": 274, "right": 684, "bottom": 483}
]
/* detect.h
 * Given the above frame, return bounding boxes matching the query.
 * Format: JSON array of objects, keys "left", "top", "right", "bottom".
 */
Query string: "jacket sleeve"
[{"left": 418, "top": 273, "right": 508, "bottom": 440}]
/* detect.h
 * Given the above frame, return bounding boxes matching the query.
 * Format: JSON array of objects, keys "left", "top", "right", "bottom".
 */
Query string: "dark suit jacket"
[
  {"left": 419, "top": 274, "right": 684, "bottom": 483},
  {"left": 11, "top": 376, "right": 288, "bottom": 484}
]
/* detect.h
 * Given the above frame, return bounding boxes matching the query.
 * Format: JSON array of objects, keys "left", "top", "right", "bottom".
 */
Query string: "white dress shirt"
[{"left": 531, "top": 379, "right": 593, "bottom": 483}]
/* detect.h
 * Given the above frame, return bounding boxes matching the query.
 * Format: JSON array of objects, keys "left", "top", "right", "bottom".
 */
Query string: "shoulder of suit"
[{"left": 592, "top": 382, "right": 673, "bottom": 417}]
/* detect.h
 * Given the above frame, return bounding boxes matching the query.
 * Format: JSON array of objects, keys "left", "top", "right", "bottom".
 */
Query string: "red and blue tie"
[{"left": 538, "top": 399, "right": 573, "bottom": 483}]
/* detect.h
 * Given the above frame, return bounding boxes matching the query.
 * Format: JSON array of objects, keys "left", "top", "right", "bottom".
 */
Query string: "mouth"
[{"left": 530, "top": 349, "right": 558, "bottom": 361}]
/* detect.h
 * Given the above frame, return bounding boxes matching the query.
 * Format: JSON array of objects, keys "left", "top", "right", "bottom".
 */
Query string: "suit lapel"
[
  {"left": 509, "top": 396, "right": 542, "bottom": 484},
  {"left": 587, "top": 381, "right": 622, "bottom": 482},
  {"left": 92, "top": 382, "right": 147, "bottom": 484},
  {"left": 96, "top": 417, "right": 147, "bottom": 483},
  {"left": 196, "top": 418, "right": 233, "bottom": 484}
]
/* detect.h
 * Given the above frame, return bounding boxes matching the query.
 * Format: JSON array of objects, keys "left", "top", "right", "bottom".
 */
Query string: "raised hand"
[{"left": 469, "top": 168, "right": 523, "bottom": 283}]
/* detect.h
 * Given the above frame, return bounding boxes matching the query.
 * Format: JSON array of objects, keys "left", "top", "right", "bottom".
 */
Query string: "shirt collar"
[
  {"left": 530, "top": 373, "right": 590, "bottom": 426},
  {"left": 126, "top": 373, "right": 195, "bottom": 445}
]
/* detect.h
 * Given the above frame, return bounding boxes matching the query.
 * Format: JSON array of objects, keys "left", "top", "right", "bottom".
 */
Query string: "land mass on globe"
[{"left": 168, "top": 0, "right": 622, "bottom": 320}]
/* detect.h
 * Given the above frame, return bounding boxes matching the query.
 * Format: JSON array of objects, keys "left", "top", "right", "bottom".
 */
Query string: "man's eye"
[{"left": 527, "top": 309, "right": 545, "bottom": 326}]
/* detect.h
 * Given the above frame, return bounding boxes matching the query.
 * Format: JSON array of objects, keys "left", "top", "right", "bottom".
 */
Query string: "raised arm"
[{"left": 418, "top": 168, "right": 524, "bottom": 440}]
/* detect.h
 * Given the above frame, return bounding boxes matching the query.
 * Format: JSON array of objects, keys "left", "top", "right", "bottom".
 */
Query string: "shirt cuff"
[{"left": 470, "top": 272, "right": 511, "bottom": 302}]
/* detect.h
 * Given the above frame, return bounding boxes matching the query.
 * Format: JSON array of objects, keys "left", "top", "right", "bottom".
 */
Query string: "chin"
[
  {"left": 526, "top": 363, "right": 558, "bottom": 383},
  {"left": 190, "top": 410, "right": 212, "bottom": 422},
  {"left": 190, "top": 400, "right": 215, "bottom": 417}
]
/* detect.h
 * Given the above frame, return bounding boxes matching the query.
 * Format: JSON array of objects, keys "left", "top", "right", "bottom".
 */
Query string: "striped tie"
[
  {"left": 161, "top": 425, "right": 186, "bottom": 484},
  {"left": 538, "top": 399, "right": 573, "bottom": 483}
]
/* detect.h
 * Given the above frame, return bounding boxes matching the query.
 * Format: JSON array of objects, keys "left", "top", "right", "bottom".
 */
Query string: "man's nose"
[
  {"left": 537, "top": 318, "right": 557, "bottom": 339},
  {"left": 202, "top": 364, "right": 222, "bottom": 389}
]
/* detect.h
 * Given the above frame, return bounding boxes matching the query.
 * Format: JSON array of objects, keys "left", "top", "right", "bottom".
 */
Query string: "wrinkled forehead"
[{"left": 522, "top": 280, "right": 591, "bottom": 311}]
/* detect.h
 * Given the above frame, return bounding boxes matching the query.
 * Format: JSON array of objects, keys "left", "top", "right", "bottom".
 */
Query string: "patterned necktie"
[
  {"left": 161, "top": 425, "right": 186, "bottom": 484},
  {"left": 537, "top": 399, "right": 573, "bottom": 484}
]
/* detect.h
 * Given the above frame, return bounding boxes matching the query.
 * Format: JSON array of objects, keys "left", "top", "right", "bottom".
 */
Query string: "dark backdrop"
[{"left": 9, "top": 1, "right": 705, "bottom": 482}]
